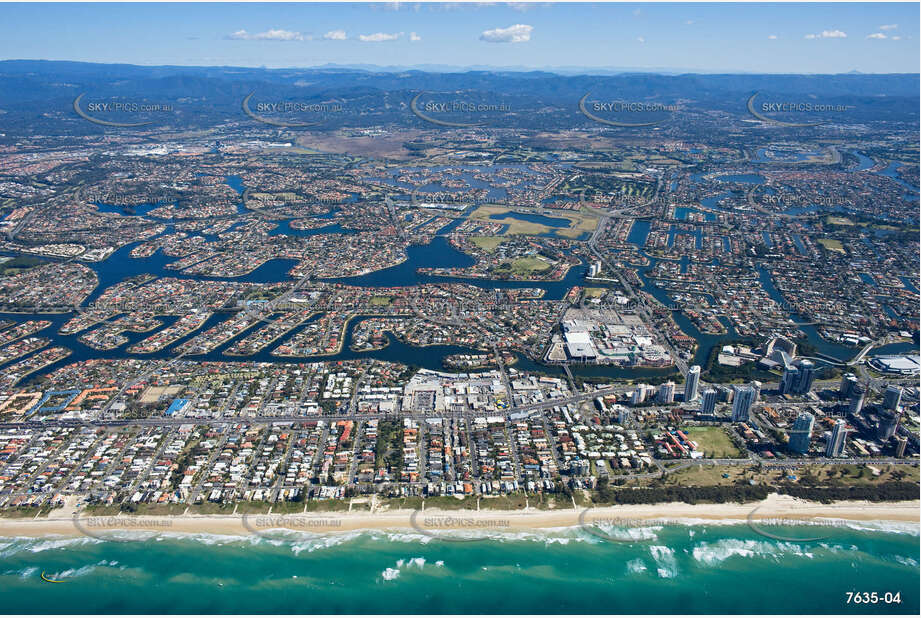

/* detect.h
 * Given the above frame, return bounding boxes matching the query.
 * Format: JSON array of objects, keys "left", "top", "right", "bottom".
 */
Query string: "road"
[
  {"left": 586, "top": 210, "right": 688, "bottom": 377},
  {"left": 491, "top": 342, "right": 514, "bottom": 403},
  {"left": 0, "top": 385, "right": 628, "bottom": 431},
  {"left": 8, "top": 379, "right": 918, "bottom": 477}
]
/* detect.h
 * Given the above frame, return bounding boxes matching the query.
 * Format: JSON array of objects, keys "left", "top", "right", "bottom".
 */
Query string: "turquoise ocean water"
[{"left": 1, "top": 522, "right": 918, "bottom": 614}]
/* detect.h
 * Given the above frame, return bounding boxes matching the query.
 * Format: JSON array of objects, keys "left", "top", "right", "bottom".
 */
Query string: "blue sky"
[{"left": 1, "top": 2, "right": 917, "bottom": 73}]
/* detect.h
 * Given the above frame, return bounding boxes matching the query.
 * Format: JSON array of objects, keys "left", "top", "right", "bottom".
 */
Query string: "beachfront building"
[
  {"left": 884, "top": 385, "right": 903, "bottom": 411},
  {"left": 731, "top": 385, "right": 757, "bottom": 423},
  {"left": 788, "top": 412, "right": 814, "bottom": 454},
  {"left": 700, "top": 389, "right": 718, "bottom": 415},
  {"left": 826, "top": 419, "right": 848, "bottom": 458},
  {"left": 684, "top": 365, "right": 701, "bottom": 402}
]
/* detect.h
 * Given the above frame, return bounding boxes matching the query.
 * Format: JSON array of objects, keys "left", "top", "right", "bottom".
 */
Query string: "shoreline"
[{"left": 1, "top": 494, "right": 917, "bottom": 540}]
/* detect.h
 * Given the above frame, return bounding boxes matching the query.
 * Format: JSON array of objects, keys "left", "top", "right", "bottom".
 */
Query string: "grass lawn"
[
  {"left": 125, "top": 502, "right": 189, "bottom": 516},
  {"left": 658, "top": 463, "right": 793, "bottom": 487},
  {"left": 421, "top": 495, "right": 479, "bottom": 510},
  {"left": 0, "top": 506, "right": 48, "bottom": 518},
  {"left": 271, "top": 500, "right": 310, "bottom": 513},
  {"left": 584, "top": 287, "right": 607, "bottom": 299},
  {"left": 508, "top": 256, "right": 552, "bottom": 276},
  {"left": 682, "top": 426, "right": 744, "bottom": 458},
  {"left": 234, "top": 501, "right": 274, "bottom": 514},
  {"left": 471, "top": 235, "right": 504, "bottom": 251},
  {"left": 489, "top": 218, "right": 553, "bottom": 236},
  {"left": 369, "top": 296, "right": 392, "bottom": 306},
  {"left": 817, "top": 238, "right": 845, "bottom": 253},
  {"left": 0, "top": 256, "right": 45, "bottom": 277},
  {"left": 82, "top": 504, "right": 123, "bottom": 516},
  {"left": 468, "top": 204, "right": 598, "bottom": 239},
  {"left": 381, "top": 496, "right": 424, "bottom": 511},
  {"left": 657, "top": 462, "right": 919, "bottom": 489},
  {"left": 556, "top": 207, "right": 601, "bottom": 239},
  {"left": 479, "top": 493, "right": 528, "bottom": 510},
  {"left": 188, "top": 502, "right": 236, "bottom": 515},
  {"left": 304, "top": 499, "right": 352, "bottom": 512}
]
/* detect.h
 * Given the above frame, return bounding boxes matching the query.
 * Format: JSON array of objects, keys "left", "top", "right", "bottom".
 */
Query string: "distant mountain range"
[
  {"left": 0, "top": 59, "right": 916, "bottom": 134},
  {"left": 306, "top": 63, "right": 745, "bottom": 75},
  {"left": 0, "top": 59, "right": 917, "bottom": 83},
  {"left": 1, "top": 59, "right": 907, "bottom": 76}
]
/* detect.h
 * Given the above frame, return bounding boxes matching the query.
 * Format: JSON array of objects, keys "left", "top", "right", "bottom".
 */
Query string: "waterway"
[
  {"left": 620, "top": 217, "right": 869, "bottom": 366},
  {"left": 674, "top": 206, "right": 716, "bottom": 222},
  {"left": 1, "top": 227, "right": 681, "bottom": 382},
  {"left": 368, "top": 164, "right": 549, "bottom": 202},
  {"left": 488, "top": 211, "right": 571, "bottom": 228},
  {"left": 1, "top": 168, "right": 897, "bottom": 386},
  {"left": 321, "top": 236, "right": 587, "bottom": 300},
  {"left": 849, "top": 151, "right": 875, "bottom": 172},
  {"left": 877, "top": 161, "right": 920, "bottom": 195},
  {"left": 752, "top": 148, "right": 821, "bottom": 163},
  {"left": 715, "top": 174, "right": 765, "bottom": 185}
]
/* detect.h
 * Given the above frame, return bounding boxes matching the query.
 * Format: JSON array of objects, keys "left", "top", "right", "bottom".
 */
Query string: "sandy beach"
[{"left": 1, "top": 494, "right": 918, "bottom": 539}]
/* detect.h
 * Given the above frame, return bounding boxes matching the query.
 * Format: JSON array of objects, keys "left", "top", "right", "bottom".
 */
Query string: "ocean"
[{"left": 1, "top": 522, "right": 918, "bottom": 614}]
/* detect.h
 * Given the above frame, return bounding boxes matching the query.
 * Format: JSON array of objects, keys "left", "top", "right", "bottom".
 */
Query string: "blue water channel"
[
  {"left": 674, "top": 207, "right": 716, "bottom": 222},
  {"left": 715, "top": 173, "right": 765, "bottom": 184},
  {"left": 752, "top": 149, "right": 820, "bottom": 163},
  {"left": 622, "top": 219, "right": 874, "bottom": 365},
  {"left": 1, "top": 225, "right": 655, "bottom": 382},
  {"left": 488, "top": 211, "right": 571, "bottom": 228},
  {"left": 3, "top": 158, "right": 907, "bottom": 387},
  {"left": 876, "top": 161, "right": 920, "bottom": 195}
]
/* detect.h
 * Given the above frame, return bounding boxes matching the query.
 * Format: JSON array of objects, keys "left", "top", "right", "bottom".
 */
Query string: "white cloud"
[
  {"left": 227, "top": 29, "right": 305, "bottom": 41},
  {"left": 358, "top": 32, "right": 403, "bottom": 42},
  {"left": 373, "top": 1, "right": 422, "bottom": 11},
  {"left": 891, "top": 35, "right": 902, "bottom": 40},
  {"left": 685, "top": 20, "right": 695, "bottom": 25},
  {"left": 636, "top": 36, "right": 645, "bottom": 44},
  {"left": 866, "top": 32, "right": 887, "bottom": 39},
  {"left": 768, "top": 34, "right": 778, "bottom": 40},
  {"left": 879, "top": 24, "right": 898, "bottom": 30},
  {"left": 804, "top": 29, "right": 847, "bottom": 39},
  {"left": 410, "top": 32, "right": 422, "bottom": 42},
  {"left": 480, "top": 23, "right": 533, "bottom": 43},
  {"left": 632, "top": 8, "right": 642, "bottom": 17},
  {"left": 507, "top": 2, "right": 533, "bottom": 12},
  {"left": 324, "top": 30, "right": 347, "bottom": 40}
]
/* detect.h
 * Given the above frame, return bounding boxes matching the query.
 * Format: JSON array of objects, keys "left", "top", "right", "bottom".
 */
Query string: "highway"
[
  {"left": 0, "top": 385, "right": 629, "bottom": 431},
  {"left": 586, "top": 212, "right": 689, "bottom": 377}
]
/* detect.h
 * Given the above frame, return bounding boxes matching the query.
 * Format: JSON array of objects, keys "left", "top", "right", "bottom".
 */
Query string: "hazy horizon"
[{"left": 1, "top": 2, "right": 918, "bottom": 74}]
